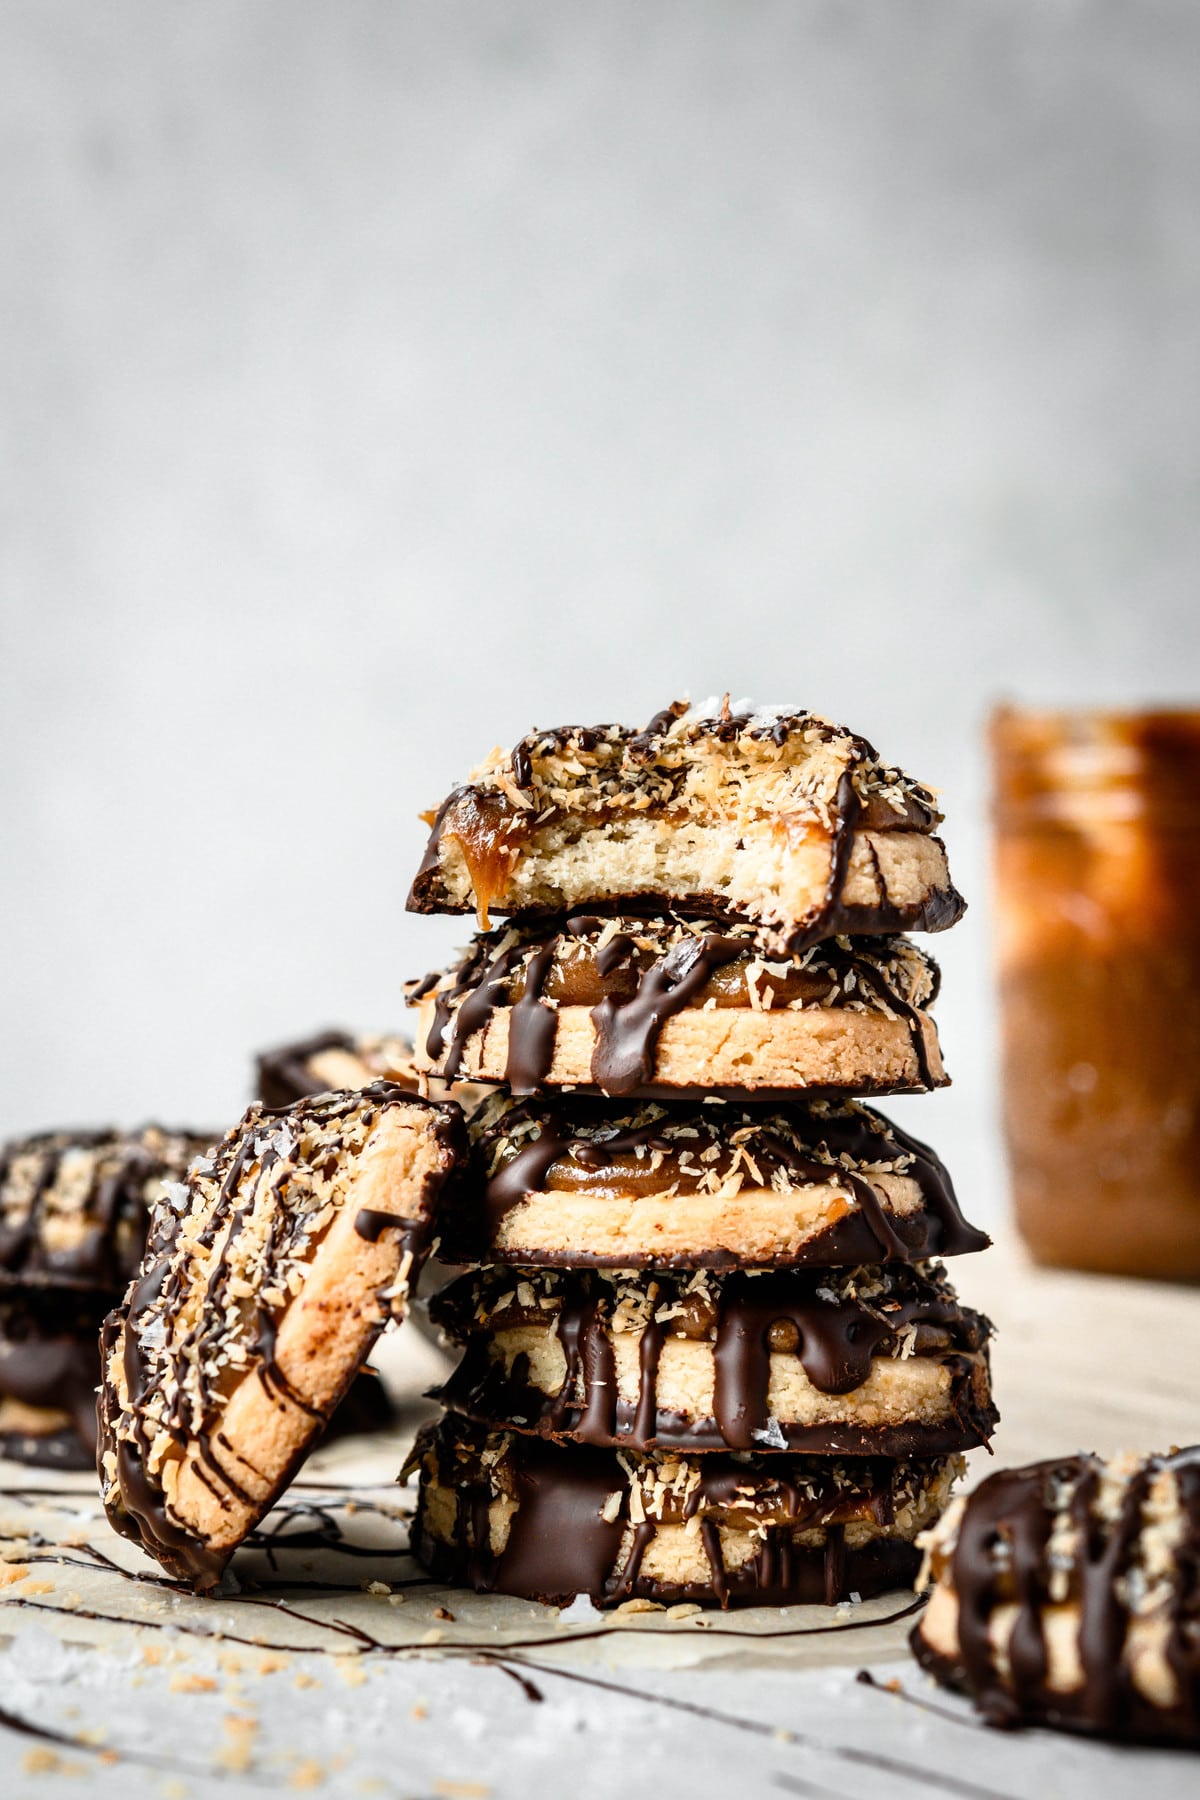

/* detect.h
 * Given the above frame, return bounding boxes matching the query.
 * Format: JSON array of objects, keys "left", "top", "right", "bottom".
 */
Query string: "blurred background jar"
[{"left": 992, "top": 707, "right": 1200, "bottom": 1278}]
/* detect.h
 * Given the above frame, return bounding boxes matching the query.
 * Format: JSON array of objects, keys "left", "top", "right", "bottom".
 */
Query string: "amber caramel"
[{"left": 992, "top": 707, "right": 1200, "bottom": 1278}]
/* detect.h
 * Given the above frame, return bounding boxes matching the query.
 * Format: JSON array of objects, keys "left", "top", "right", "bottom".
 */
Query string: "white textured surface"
[{"left": 2, "top": 2, "right": 1200, "bottom": 1228}]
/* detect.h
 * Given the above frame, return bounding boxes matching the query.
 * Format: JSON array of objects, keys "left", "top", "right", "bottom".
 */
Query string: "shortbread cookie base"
[
  {"left": 444, "top": 1094, "right": 988, "bottom": 1271},
  {"left": 443, "top": 1171, "right": 958, "bottom": 1270},
  {"left": 408, "top": 1418, "right": 960, "bottom": 1608},
  {"left": 416, "top": 997, "right": 944, "bottom": 1097},
  {"left": 415, "top": 812, "right": 961, "bottom": 955}
]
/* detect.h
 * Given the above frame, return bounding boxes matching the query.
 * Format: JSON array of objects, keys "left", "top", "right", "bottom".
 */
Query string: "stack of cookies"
[
  {"left": 0, "top": 1126, "right": 210, "bottom": 1468},
  {"left": 402, "top": 698, "right": 997, "bottom": 1608}
]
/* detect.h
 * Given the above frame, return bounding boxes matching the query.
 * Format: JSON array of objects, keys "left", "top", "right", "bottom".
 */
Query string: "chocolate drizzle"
[
  {"left": 504, "top": 937, "right": 561, "bottom": 1092},
  {"left": 589, "top": 930, "right": 746, "bottom": 1095},
  {"left": 914, "top": 1448, "right": 1200, "bottom": 1745}
]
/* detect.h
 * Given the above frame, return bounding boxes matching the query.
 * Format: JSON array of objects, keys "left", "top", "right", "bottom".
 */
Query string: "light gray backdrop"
[{"left": 3, "top": 2, "right": 1198, "bottom": 1226}]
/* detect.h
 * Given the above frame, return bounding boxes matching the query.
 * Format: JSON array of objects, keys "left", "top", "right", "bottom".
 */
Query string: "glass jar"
[{"left": 991, "top": 706, "right": 1200, "bottom": 1278}]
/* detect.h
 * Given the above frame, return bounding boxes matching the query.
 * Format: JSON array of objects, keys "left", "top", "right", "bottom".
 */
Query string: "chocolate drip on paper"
[{"left": 918, "top": 1447, "right": 1200, "bottom": 1743}]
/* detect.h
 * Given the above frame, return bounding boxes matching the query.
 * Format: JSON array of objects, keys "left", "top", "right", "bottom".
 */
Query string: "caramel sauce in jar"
[{"left": 992, "top": 707, "right": 1200, "bottom": 1277}]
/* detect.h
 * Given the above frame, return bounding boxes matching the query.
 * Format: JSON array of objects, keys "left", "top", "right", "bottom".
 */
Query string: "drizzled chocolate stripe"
[{"left": 588, "top": 929, "right": 746, "bottom": 1094}]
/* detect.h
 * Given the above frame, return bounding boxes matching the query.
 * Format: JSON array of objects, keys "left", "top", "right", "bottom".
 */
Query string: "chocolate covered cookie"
[
  {"left": 98, "top": 1084, "right": 463, "bottom": 1589},
  {"left": 256, "top": 1030, "right": 420, "bottom": 1109},
  {"left": 412, "top": 917, "right": 945, "bottom": 1099},
  {"left": 437, "top": 1092, "right": 988, "bottom": 1270},
  {"left": 911, "top": 1448, "right": 1200, "bottom": 1746},
  {"left": 0, "top": 1292, "right": 108, "bottom": 1468},
  {"left": 0, "top": 1124, "right": 214, "bottom": 1292},
  {"left": 408, "top": 700, "right": 964, "bottom": 952},
  {"left": 408, "top": 1413, "right": 962, "bottom": 1608},
  {"left": 431, "top": 1261, "right": 995, "bottom": 1457}
]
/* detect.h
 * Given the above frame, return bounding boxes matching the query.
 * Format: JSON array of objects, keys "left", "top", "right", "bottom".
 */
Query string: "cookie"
[
  {"left": 407, "top": 1413, "right": 963, "bottom": 1607},
  {"left": 0, "top": 1292, "right": 108, "bottom": 1469},
  {"left": 407, "top": 700, "right": 964, "bottom": 953},
  {"left": 437, "top": 1092, "right": 988, "bottom": 1270},
  {"left": 98, "top": 1084, "right": 463, "bottom": 1590},
  {"left": 430, "top": 1261, "right": 996, "bottom": 1457},
  {"left": 0, "top": 1125, "right": 214, "bottom": 1292},
  {"left": 411, "top": 916, "right": 945, "bottom": 1098},
  {"left": 911, "top": 1448, "right": 1200, "bottom": 1746},
  {"left": 256, "top": 1030, "right": 420, "bottom": 1109}
]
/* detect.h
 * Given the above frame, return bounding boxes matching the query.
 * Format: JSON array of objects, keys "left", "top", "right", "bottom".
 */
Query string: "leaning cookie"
[
  {"left": 408, "top": 700, "right": 964, "bottom": 953},
  {"left": 911, "top": 1448, "right": 1200, "bottom": 1746},
  {"left": 431, "top": 1262, "right": 996, "bottom": 1457},
  {"left": 98, "top": 1084, "right": 463, "bottom": 1590},
  {"left": 0, "top": 1124, "right": 215, "bottom": 1292},
  {"left": 438, "top": 1092, "right": 988, "bottom": 1270},
  {"left": 411, "top": 917, "right": 945, "bottom": 1098},
  {"left": 407, "top": 1413, "right": 963, "bottom": 1608}
]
